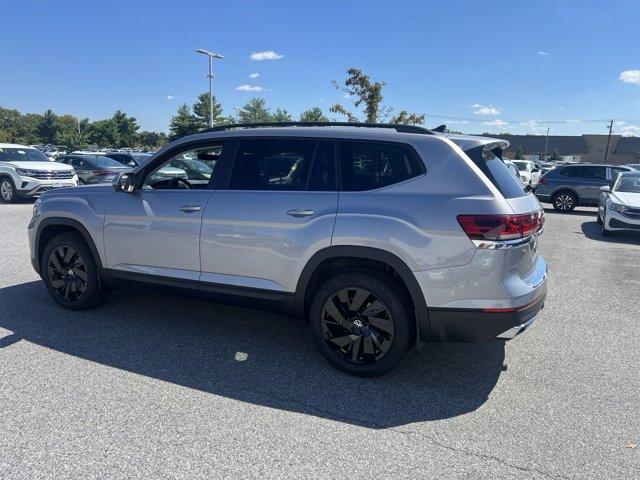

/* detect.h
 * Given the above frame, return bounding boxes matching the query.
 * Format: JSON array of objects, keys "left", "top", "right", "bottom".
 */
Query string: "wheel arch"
[
  {"left": 35, "top": 217, "right": 107, "bottom": 283},
  {"left": 294, "top": 245, "right": 431, "bottom": 343}
]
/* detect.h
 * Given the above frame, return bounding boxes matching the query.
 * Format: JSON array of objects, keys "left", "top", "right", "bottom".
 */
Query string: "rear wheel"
[
  {"left": 0, "top": 177, "right": 16, "bottom": 203},
  {"left": 42, "top": 232, "right": 105, "bottom": 310},
  {"left": 309, "top": 271, "right": 414, "bottom": 377},
  {"left": 552, "top": 191, "right": 577, "bottom": 212},
  {"left": 78, "top": 178, "right": 86, "bottom": 185}
]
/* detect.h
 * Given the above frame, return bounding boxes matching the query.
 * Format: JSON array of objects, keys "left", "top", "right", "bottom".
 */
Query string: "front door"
[
  {"left": 200, "top": 138, "right": 338, "bottom": 293},
  {"left": 103, "top": 143, "right": 223, "bottom": 281}
]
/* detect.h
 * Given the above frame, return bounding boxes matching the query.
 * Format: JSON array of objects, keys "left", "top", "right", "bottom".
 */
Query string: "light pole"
[
  {"left": 543, "top": 127, "right": 550, "bottom": 159},
  {"left": 195, "top": 49, "right": 224, "bottom": 128},
  {"left": 233, "top": 107, "right": 243, "bottom": 122}
]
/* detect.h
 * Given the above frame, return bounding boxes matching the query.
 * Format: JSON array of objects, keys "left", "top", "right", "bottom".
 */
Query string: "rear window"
[{"left": 465, "top": 146, "right": 527, "bottom": 199}]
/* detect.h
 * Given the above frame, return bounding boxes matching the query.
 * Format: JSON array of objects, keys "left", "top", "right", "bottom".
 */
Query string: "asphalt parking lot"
[{"left": 0, "top": 201, "right": 638, "bottom": 479}]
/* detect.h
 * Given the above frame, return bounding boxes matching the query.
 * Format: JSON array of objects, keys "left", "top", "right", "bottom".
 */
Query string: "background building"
[{"left": 501, "top": 134, "right": 640, "bottom": 165}]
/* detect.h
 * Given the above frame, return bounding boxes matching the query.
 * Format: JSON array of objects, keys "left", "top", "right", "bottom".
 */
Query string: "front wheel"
[
  {"left": 552, "top": 191, "right": 577, "bottom": 212},
  {"left": 309, "top": 271, "right": 414, "bottom": 377},
  {"left": 0, "top": 177, "right": 17, "bottom": 203},
  {"left": 42, "top": 232, "right": 105, "bottom": 310},
  {"left": 601, "top": 210, "right": 611, "bottom": 236}
]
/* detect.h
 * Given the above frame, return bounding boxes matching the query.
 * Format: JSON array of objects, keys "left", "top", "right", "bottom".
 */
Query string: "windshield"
[
  {"left": 133, "top": 154, "right": 152, "bottom": 164},
  {"left": 614, "top": 175, "right": 640, "bottom": 193},
  {"left": 0, "top": 147, "right": 50, "bottom": 162},
  {"left": 513, "top": 161, "right": 528, "bottom": 171},
  {"left": 88, "top": 156, "right": 124, "bottom": 168}
]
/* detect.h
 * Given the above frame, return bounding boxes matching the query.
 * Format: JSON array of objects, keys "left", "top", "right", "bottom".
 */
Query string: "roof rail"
[{"left": 200, "top": 121, "right": 434, "bottom": 135}]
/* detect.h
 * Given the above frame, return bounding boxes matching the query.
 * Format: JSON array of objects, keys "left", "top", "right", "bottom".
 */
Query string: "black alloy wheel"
[{"left": 47, "top": 245, "right": 88, "bottom": 301}]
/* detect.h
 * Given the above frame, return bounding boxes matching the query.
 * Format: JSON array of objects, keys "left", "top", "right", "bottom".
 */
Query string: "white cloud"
[
  {"left": 445, "top": 120, "right": 468, "bottom": 125},
  {"left": 166, "top": 95, "right": 176, "bottom": 100},
  {"left": 249, "top": 73, "right": 260, "bottom": 78},
  {"left": 620, "top": 125, "right": 640, "bottom": 136},
  {"left": 537, "top": 50, "right": 551, "bottom": 56},
  {"left": 483, "top": 119, "right": 509, "bottom": 127},
  {"left": 619, "top": 69, "right": 640, "bottom": 85},
  {"left": 236, "top": 84, "right": 265, "bottom": 92},
  {"left": 519, "top": 120, "right": 548, "bottom": 132},
  {"left": 250, "top": 50, "right": 284, "bottom": 61},
  {"left": 471, "top": 103, "right": 502, "bottom": 115}
]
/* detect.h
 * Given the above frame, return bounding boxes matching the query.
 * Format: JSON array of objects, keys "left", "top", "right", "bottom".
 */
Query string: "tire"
[
  {"left": 41, "top": 232, "right": 105, "bottom": 310},
  {"left": 78, "top": 178, "right": 86, "bottom": 185},
  {"left": 309, "top": 270, "right": 414, "bottom": 377},
  {"left": 596, "top": 212, "right": 603, "bottom": 225},
  {"left": 0, "top": 177, "right": 17, "bottom": 203},
  {"left": 552, "top": 191, "right": 577, "bottom": 212}
]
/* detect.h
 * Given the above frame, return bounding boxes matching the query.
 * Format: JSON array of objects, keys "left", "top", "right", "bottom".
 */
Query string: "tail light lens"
[
  {"left": 92, "top": 170, "right": 111, "bottom": 176},
  {"left": 457, "top": 210, "right": 544, "bottom": 241}
]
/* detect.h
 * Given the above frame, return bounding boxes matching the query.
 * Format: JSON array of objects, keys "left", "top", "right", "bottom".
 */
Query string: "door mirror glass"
[
  {"left": 599, "top": 185, "right": 610, "bottom": 192},
  {"left": 113, "top": 172, "right": 136, "bottom": 192}
]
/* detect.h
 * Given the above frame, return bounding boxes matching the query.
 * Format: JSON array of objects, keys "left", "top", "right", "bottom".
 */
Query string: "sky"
[{"left": 2, "top": 0, "right": 640, "bottom": 136}]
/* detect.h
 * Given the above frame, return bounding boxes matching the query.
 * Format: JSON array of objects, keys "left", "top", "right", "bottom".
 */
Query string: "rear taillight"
[
  {"left": 538, "top": 177, "right": 548, "bottom": 185},
  {"left": 457, "top": 210, "right": 544, "bottom": 242},
  {"left": 92, "top": 170, "right": 111, "bottom": 176}
]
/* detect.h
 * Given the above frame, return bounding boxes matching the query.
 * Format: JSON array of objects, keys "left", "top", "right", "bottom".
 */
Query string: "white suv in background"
[
  {"left": 0, "top": 143, "right": 77, "bottom": 202},
  {"left": 512, "top": 160, "right": 541, "bottom": 188}
]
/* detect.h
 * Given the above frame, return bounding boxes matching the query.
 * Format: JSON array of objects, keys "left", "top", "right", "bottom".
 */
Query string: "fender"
[
  {"left": 294, "top": 245, "right": 431, "bottom": 342},
  {"left": 34, "top": 217, "right": 106, "bottom": 282}
]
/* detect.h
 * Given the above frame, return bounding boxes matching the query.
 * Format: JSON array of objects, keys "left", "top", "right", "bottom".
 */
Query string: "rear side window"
[
  {"left": 465, "top": 147, "right": 527, "bottom": 199},
  {"left": 229, "top": 139, "right": 318, "bottom": 191},
  {"left": 580, "top": 166, "right": 606, "bottom": 179},
  {"left": 339, "top": 141, "right": 423, "bottom": 191},
  {"left": 559, "top": 166, "right": 582, "bottom": 177}
]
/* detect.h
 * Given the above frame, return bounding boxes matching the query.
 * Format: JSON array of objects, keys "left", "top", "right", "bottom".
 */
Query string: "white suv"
[{"left": 0, "top": 143, "right": 77, "bottom": 202}]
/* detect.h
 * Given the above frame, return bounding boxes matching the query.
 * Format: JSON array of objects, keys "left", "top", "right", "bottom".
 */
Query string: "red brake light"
[
  {"left": 92, "top": 170, "right": 111, "bottom": 176},
  {"left": 457, "top": 211, "right": 544, "bottom": 241}
]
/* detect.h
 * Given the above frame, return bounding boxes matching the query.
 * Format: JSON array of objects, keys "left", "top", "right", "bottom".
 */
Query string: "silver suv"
[{"left": 28, "top": 123, "right": 547, "bottom": 376}]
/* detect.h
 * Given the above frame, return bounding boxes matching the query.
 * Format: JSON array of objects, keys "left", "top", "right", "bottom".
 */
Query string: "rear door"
[
  {"left": 200, "top": 137, "right": 338, "bottom": 293},
  {"left": 577, "top": 166, "right": 607, "bottom": 203}
]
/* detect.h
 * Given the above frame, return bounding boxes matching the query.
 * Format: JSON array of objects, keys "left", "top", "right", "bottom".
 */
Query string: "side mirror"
[
  {"left": 113, "top": 172, "right": 136, "bottom": 193},
  {"left": 127, "top": 161, "right": 136, "bottom": 167},
  {"left": 600, "top": 185, "right": 610, "bottom": 192}
]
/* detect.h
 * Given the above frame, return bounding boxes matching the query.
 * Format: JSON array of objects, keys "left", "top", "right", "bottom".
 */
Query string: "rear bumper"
[{"left": 426, "top": 292, "right": 546, "bottom": 342}]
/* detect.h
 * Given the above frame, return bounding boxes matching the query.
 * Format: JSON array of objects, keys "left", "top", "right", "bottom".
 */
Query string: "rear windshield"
[
  {"left": 0, "top": 147, "right": 49, "bottom": 162},
  {"left": 465, "top": 146, "right": 527, "bottom": 199}
]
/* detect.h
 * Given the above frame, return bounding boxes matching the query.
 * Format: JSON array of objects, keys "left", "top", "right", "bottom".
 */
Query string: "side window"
[
  {"left": 339, "top": 141, "right": 423, "bottom": 191},
  {"left": 143, "top": 145, "right": 220, "bottom": 189},
  {"left": 560, "top": 166, "right": 582, "bottom": 178},
  {"left": 610, "top": 167, "right": 628, "bottom": 179},
  {"left": 229, "top": 139, "right": 317, "bottom": 191},
  {"left": 580, "top": 166, "right": 606, "bottom": 180},
  {"left": 308, "top": 141, "right": 336, "bottom": 191}
]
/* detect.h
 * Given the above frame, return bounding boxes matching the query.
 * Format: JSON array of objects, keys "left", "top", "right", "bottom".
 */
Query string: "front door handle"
[
  {"left": 179, "top": 205, "right": 202, "bottom": 213},
  {"left": 286, "top": 209, "right": 315, "bottom": 218}
]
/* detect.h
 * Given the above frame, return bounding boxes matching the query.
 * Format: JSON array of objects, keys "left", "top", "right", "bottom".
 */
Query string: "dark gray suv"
[{"left": 536, "top": 164, "right": 635, "bottom": 211}]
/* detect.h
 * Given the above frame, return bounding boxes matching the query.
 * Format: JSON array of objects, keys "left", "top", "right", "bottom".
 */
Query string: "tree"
[
  {"left": 238, "top": 98, "right": 272, "bottom": 123},
  {"left": 272, "top": 107, "right": 292, "bottom": 122},
  {"left": 299, "top": 107, "right": 328, "bottom": 122},
  {"left": 193, "top": 92, "right": 223, "bottom": 126},
  {"left": 86, "top": 119, "right": 118, "bottom": 147},
  {"left": 111, "top": 110, "right": 140, "bottom": 147},
  {"left": 514, "top": 146, "right": 524, "bottom": 160},
  {"left": 330, "top": 68, "right": 424, "bottom": 125},
  {"left": 38, "top": 109, "right": 57, "bottom": 144},
  {"left": 138, "top": 131, "right": 168, "bottom": 148},
  {"left": 169, "top": 104, "right": 202, "bottom": 140}
]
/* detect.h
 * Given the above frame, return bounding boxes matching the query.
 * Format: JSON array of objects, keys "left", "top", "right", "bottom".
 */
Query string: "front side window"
[
  {"left": 229, "top": 139, "right": 317, "bottom": 191},
  {"left": 143, "top": 144, "right": 222, "bottom": 189},
  {"left": 339, "top": 141, "right": 423, "bottom": 191}
]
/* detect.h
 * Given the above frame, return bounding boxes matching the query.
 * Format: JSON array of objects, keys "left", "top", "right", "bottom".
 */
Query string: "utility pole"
[
  {"left": 544, "top": 127, "right": 550, "bottom": 159},
  {"left": 195, "top": 49, "right": 225, "bottom": 128},
  {"left": 604, "top": 119, "right": 614, "bottom": 163}
]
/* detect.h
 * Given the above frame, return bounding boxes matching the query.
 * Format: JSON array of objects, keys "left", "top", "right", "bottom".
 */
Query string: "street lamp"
[{"left": 195, "top": 48, "right": 224, "bottom": 128}]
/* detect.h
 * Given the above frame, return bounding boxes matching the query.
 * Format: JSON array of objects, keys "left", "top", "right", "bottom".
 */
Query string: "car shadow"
[
  {"left": 0, "top": 281, "right": 505, "bottom": 429},
  {"left": 543, "top": 207, "right": 597, "bottom": 217},
  {"left": 581, "top": 220, "right": 640, "bottom": 245}
]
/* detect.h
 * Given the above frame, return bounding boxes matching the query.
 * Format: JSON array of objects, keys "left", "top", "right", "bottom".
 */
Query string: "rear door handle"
[
  {"left": 179, "top": 205, "right": 202, "bottom": 213},
  {"left": 286, "top": 209, "right": 315, "bottom": 218}
]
